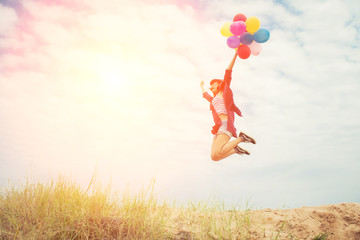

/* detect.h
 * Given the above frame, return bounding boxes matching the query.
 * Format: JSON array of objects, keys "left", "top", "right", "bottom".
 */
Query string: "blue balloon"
[
  {"left": 254, "top": 28, "right": 270, "bottom": 43},
  {"left": 240, "top": 32, "right": 253, "bottom": 45}
]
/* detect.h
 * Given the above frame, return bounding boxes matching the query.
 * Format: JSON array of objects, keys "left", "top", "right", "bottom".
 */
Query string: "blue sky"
[{"left": 0, "top": 0, "right": 359, "bottom": 209}]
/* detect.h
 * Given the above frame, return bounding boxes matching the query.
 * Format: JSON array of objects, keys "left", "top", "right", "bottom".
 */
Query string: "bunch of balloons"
[{"left": 220, "top": 13, "right": 270, "bottom": 59}]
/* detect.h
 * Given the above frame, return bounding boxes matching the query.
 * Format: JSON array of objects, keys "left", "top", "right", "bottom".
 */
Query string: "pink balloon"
[
  {"left": 230, "top": 21, "right": 246, "bottom": 36},
  {"left": 248, "top": 41, "right": 262, "bottom": 56}
]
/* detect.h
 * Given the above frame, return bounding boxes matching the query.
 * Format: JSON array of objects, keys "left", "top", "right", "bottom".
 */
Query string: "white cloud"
[{"left": 0, "top": 5, "right": 17, "bottom": 35}]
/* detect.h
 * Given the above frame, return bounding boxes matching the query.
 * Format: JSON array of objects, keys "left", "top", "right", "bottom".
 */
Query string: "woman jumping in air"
[{"left": 200, "top": 52, "right": 256, "bottom": 161}]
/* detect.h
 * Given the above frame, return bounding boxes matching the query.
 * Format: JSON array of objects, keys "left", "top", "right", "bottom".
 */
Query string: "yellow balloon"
[
  {"left": 220, "top": 22, "right": 233, "bottom": 37},
  {"left": 245, "top": 17, "right": 260, "bottom": 34}
]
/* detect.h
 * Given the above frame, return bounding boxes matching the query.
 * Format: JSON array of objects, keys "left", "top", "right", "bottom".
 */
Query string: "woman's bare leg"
[
  {"left": 211, "top": 134, "right": 243, "bottom": 161},
  {"left": 218, "top": 148, "right": 237, "bottom": 159}
]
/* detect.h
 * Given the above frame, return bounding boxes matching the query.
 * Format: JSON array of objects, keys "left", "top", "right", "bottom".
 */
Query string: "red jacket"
[{"left": 203, "top": 69, "right": 242, "bottom": 137}]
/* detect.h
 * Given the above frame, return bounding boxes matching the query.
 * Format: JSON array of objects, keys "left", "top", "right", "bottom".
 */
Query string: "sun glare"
[
  {"left": 93, "top": 55, "right": 128, "bottom": 94},
  {"left": 103, "top": 68, "right": 124, "bottom": 90}
]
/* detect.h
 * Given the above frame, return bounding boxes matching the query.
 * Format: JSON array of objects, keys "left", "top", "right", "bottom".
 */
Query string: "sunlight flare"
[{"left": 93, "top": 55, "right": 128, "bottom": 94}]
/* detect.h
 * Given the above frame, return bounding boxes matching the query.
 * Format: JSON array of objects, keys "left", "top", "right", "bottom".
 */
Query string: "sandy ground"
[{"left": 169, "top": 202, "right": 360, "bottom": 240}]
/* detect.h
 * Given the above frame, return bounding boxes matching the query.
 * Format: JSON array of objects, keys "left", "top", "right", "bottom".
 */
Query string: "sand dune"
[
  {"left": 248, "top": 203, "right": 360, "bottom": 239},
  {"left": 170, "top": 202, "right": 360, "bottom": 239}
]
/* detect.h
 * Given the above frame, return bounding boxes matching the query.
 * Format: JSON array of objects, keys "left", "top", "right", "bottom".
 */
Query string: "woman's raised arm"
[{"left": 227, "top": 51, "right": 238, "bottom": 71}]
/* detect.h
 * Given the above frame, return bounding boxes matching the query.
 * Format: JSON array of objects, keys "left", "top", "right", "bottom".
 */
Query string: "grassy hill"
[{"left": 1, "top": 177, "right": 354, "bottom": 239}]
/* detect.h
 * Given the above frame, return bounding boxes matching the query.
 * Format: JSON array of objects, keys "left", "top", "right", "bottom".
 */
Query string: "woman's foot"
[
  {"left": 235, "top": 146, "right": 250, "bottom": 155},
  {"left": 239, "top": 132, "right": 256, "bottom": 144}
]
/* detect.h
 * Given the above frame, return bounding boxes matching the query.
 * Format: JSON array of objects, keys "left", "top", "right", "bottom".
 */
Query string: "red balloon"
[
  {"left": 233, "top": 13, "right": 247, "bottom": 22},
  {"left": 237, "top": 45, "right": 251, "bottom": 59}
]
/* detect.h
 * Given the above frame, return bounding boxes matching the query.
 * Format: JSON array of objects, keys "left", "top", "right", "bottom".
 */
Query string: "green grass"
[
  {"left": 0, "top": 176, "right": 171, "bottom": 239},
  {"left": 0, "top": 176, "right": 329, "bottom": 240},
  {"left": 313, "top": 233, "right": 329, "bottom": 240}
]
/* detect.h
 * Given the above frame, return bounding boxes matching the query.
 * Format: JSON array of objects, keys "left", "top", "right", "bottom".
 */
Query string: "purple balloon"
[
  {"left": 227, "top": 36, "right": 241, "bottom": 49},
  {"left": 240, "top": 32, "right": 254, "bottom": 45},
  {"left": 230, "top": 21, "right": 246, "bottom": 36}
]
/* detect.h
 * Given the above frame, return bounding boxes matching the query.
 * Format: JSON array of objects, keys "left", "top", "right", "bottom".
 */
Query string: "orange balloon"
[{"left": 233, "top": 13, "right": 247, "bottom": 22}]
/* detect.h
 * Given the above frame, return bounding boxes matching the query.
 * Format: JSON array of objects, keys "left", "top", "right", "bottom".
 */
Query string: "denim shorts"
[{"left": 216, "top": 121, "right": 232, "bottom": 138}]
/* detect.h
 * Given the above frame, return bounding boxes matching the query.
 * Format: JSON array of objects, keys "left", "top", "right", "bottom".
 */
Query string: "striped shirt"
[{"left": 212, "top": 96, "right": 227, "bottom": 115}]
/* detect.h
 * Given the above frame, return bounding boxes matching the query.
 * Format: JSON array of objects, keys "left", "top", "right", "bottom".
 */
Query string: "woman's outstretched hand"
[{"left": 200, "top": 80, "right": 206, "bottom": 93}]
